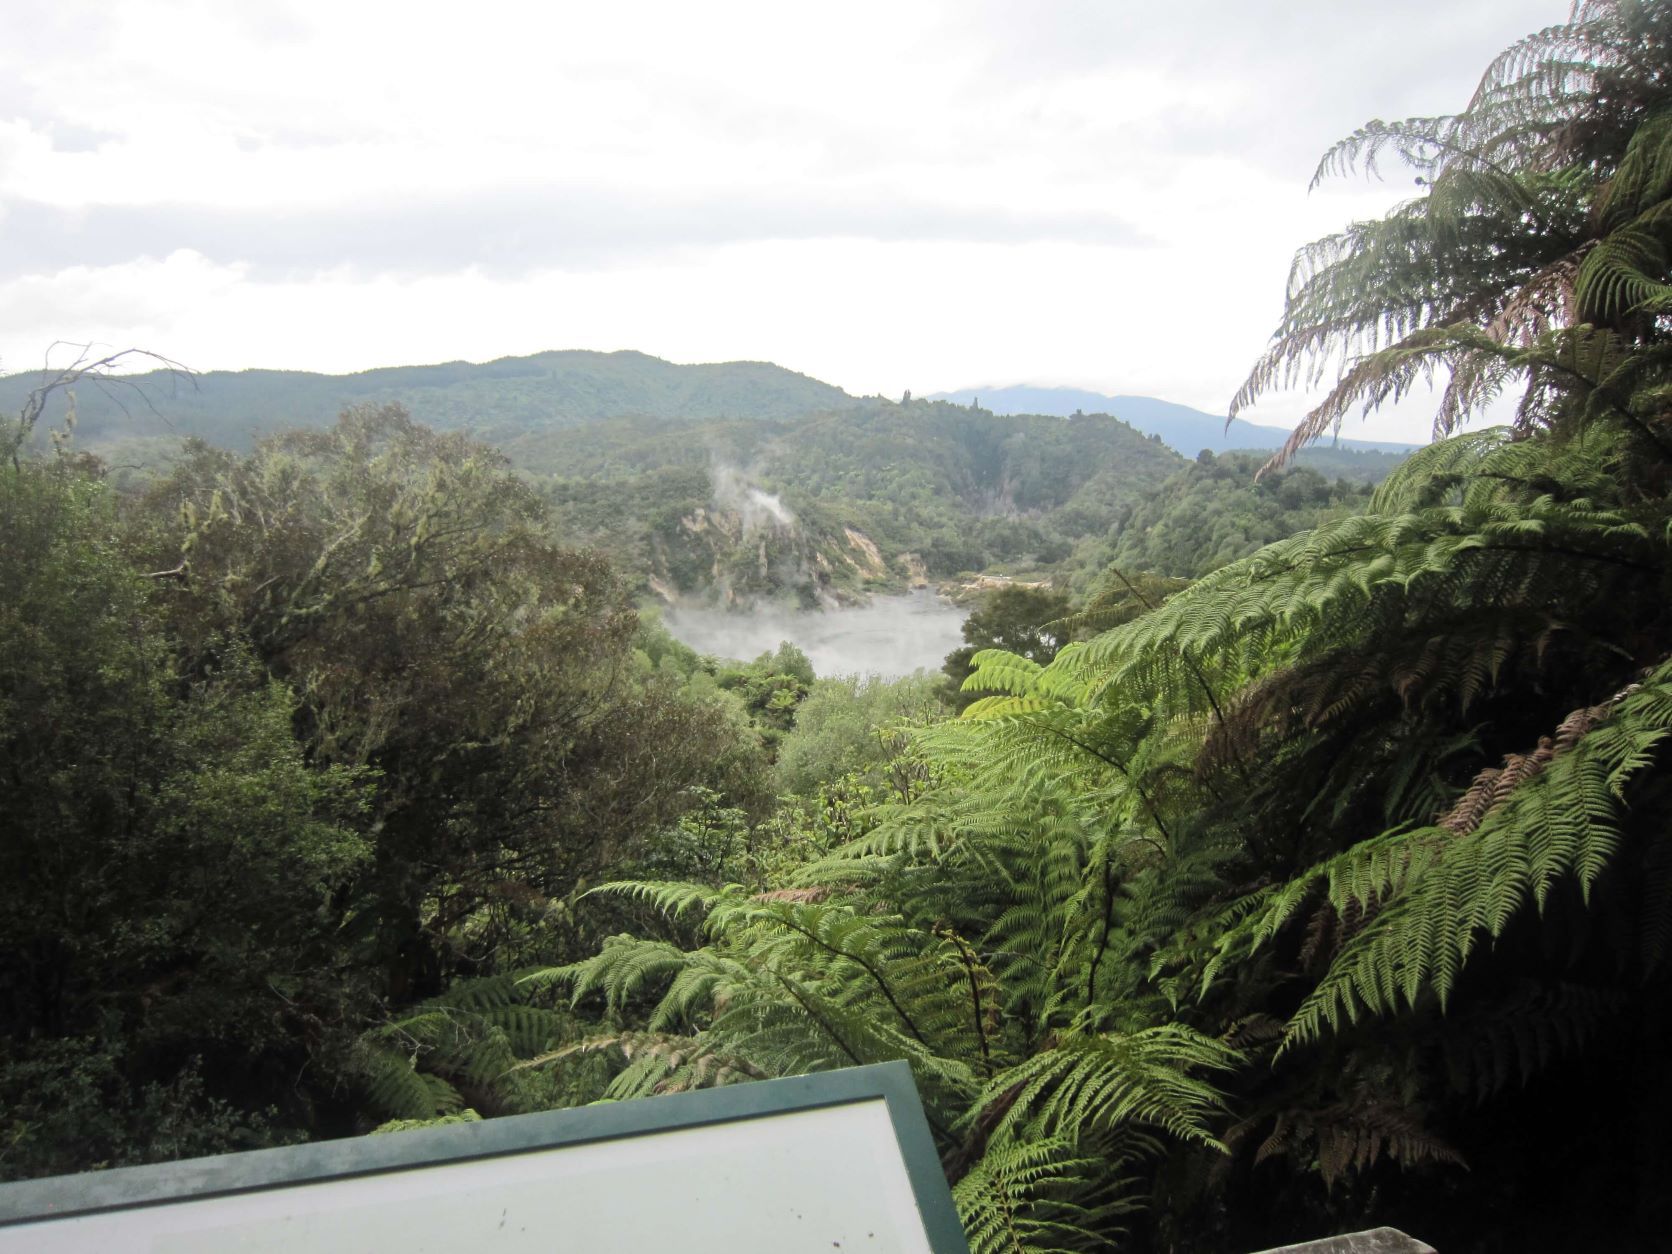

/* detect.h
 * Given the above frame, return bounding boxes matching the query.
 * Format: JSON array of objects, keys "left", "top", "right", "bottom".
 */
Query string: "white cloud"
[
  {"left": 0, "top": 0, "right": 1568, "bottom": 442},
  {"left": 0, "top": 250, "right": 247, "bottom": 360}
]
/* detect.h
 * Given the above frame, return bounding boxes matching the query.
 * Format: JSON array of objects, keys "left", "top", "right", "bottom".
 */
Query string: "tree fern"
[
  {"left": 1234, "top": 1, "right": 1672, "bottom": 463},
  {"left": 352, "top": 972, "right": 572, "bottom": 1122},
  {"left": 953, "top": 1136, "right": 1138, "bottom": 1254},
  {"left": 1231, "top": 660, "right": 1672, "bottom": 1049},
  {"left": 486, "top": 13, "right": 1672, "bottom": 1244},
  {"left": 971, "top": 1027, "right": 1237, "bottom": 1150}
]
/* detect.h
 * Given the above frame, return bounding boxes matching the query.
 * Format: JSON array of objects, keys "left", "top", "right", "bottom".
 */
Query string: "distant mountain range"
[
  {"left": 928, "top": 386, "right": 1417, "bottom": 456},
  {"left": 0, "top": 348, "right": 1414, "bottom": 604},
  {"left": 0, "top": 349, "right": 861, "bottom": 451},
  {"left": 2, "top": 350, "right": 1416, "bottom": 459}
]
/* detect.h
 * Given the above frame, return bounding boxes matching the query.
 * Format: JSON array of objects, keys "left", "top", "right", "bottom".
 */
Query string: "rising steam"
[{"left": 711, "top": 462, "right": 795, "bottom": 533}]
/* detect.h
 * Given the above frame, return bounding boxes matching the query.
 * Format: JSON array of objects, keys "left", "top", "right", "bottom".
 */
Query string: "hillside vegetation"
[
  {"left": 0, "top": 349, "right": 859, "bottom": 452},
  {"left": 1081, "top": 450, "right": 1378, "bottom": 582},
  {"left": 4, "top": 347, "right": 1412, "bottom": 606},
  {"left": 7, "top": 5, "right": 1670, "bottom": 1252},
  {"left": 535, "top": 400, "right": 1183, "bottom": 603}
]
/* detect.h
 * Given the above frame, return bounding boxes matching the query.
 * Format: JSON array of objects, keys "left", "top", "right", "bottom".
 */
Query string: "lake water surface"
[{"left": 663, "top": 590, "right": 967, "bottom": 679}]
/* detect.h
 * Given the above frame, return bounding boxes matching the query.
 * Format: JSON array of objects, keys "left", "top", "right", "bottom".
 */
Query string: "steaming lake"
[{"left": 664, "top": 590, "right": 967, "bottom": 679}]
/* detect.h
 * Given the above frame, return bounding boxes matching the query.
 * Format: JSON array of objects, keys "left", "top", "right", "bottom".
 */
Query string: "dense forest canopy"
[
  {"left": 5, "top": 3, "right": 1672, "bottom": 1252},
  {"left": 537, "top": 401, "right": 1187, "bottom": 604},
  {"left": 0, "top": 349, "right": 1405, "bottom": 608}
]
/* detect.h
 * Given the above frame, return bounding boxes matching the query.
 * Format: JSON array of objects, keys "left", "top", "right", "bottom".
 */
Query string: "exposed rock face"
[
  {"left": 897, "top": 552, "right": 929, "bottom": 588},
  {"left": 843, "top": 527, "right": 887, "bottom": 576},
  {"left": 653, "top": 501, "right": 893, "bottom": 607},
  {"left": 946, "top": 573, "right": 1054, "bottom": 605},
  {"left": 960, "top": 573, "right": 1050, "bottom": 592},
  {"left": 1250, "top": 1229, "right": 1437, "bottom": 1254}
]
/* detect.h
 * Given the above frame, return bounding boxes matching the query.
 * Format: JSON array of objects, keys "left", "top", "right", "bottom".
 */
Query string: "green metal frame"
[{"left": 0, "top": 1060, "right": 969, "bottom": 1252}]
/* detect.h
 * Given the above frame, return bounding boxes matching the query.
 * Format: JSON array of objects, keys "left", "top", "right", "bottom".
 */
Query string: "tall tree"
[
  {"left": 0, "top": 460, "right": 370, "bottom": 1177},
  {"left": 143, "top": 406, "right": 752, "bottom": 1000}
]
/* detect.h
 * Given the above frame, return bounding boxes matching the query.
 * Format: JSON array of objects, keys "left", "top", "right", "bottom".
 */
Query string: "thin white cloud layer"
[{"left": 0, "top": 0, "right": 1564, "bottom": 442}]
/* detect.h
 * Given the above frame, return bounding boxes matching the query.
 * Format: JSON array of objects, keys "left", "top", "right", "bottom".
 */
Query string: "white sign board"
[{"left": 0, "top": 1063, "right": 969, "bottom": 1254}]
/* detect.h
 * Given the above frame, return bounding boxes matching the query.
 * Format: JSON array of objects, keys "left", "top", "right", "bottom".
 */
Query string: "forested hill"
[
  {"left": 3, "top": 348, "right": 1416, "bottom": 462},
  {"left": 1079, "top": 449, "right": 1380, "bottom": 584},
  {"left": 929, "top": 384, "right": 1417, "bottom": 455},
  {"left": 7, "top": 348, "right": 1406, "bottom": 605},
  {"left": 478, "top": 401, "right": 1401, "bottom": 606},
  {"left": 0, "top": 349, "right": 860, "bottom": 450},
  {"left": 529, "top": 399, "right": 1187, "bottom": 604}
]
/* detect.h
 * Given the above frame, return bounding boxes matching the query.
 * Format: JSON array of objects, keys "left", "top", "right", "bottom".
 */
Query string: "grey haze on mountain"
[{"left": 929, "top": 387, "right": 1417, "bottom": 456}]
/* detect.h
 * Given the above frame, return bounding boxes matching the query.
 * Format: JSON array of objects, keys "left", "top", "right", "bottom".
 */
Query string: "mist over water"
[{"left": 664, "top": 590, "right": 967, "bottom": 678}]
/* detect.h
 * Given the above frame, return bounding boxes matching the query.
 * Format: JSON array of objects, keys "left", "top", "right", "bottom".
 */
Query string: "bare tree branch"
[{"left": 6, "top": 344, "right": 195, "bottom": 471}]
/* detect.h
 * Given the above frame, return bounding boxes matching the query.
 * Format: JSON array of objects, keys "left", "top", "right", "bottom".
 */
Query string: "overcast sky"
[{"left": 1, "top": 0, "right": 1559, "bottom": 441}]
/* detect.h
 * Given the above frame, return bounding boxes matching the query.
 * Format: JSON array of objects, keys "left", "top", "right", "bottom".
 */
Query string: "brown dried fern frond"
[{"left": 1436, "top": 681, "right": 1640, "bottom": 834}]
